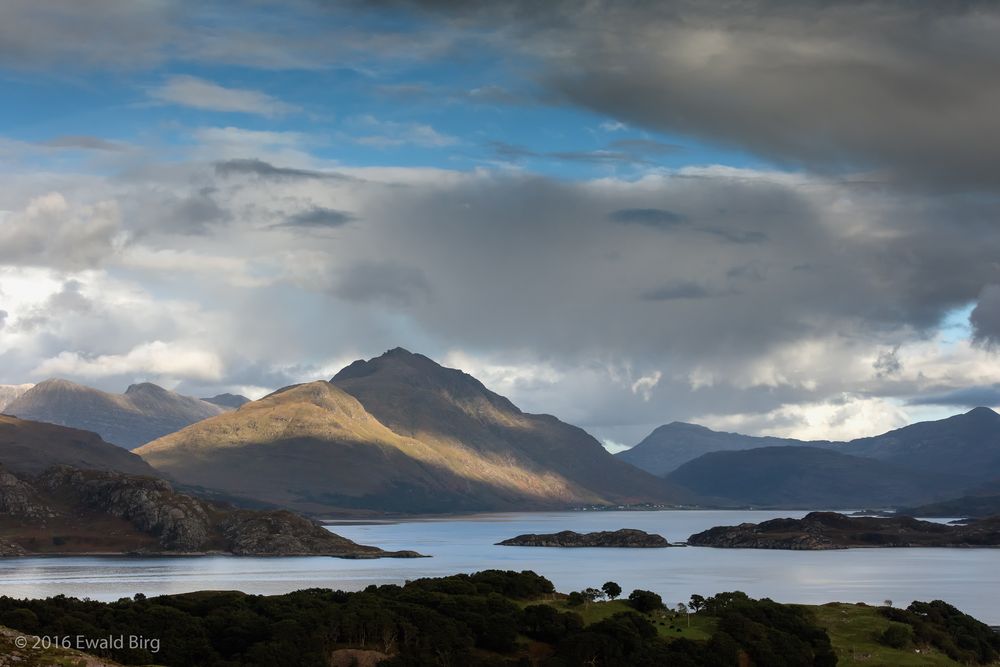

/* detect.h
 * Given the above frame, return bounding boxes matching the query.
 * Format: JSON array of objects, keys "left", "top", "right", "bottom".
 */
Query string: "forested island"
[
  {"left": 0, "top": 570, "right": 996, "bottom": 666},
  {"left": 498, "top": 528, "right": 672, "bottom": 547},
  {"left": 688, "top": 512, "right": 1000, "bottom": 549}
]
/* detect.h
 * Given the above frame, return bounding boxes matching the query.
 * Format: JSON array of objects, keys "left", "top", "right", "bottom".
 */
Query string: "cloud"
[
  {"left": 401, "top": 1, "right": 1000, "bottom": 190},
  {"left": 277, "top": 207, "right": 357, "bottom": 229},
  {"left": 610, "top": 208, "right": 687, "bottom": 228},
  {"left": 150, "top": 75, "right": 300, "bottom": 117},
  {"left": 640, "top": 282, "right": 721, "bottom": 301},
  {"left": 630, "top": 371, "right": 661, "bottom": 401},
  {"left": 351, "top": 116, "right": 457, "bottom": 148},
  {"left": 0, "top": 193, "right": 122, "bottom": 270},
  {"left": 33, "top": 340, "right": 224, "bottom": 381},
  {"left": 907, "top": 385, "right": 1000, "bottom": 408},
  {"left": 0, "top": 310, "right": 7, "bottom": 330},
  {"left": 332, "top": 262, "right": 431, "bottom": 305},
  {"left": 214, "top": 158, "right": 351, "bottom": 181},
  {"left": 40, "top": 136, "right": 128, "bottom": 152},
  {"left": 971, "top": 284, "right": 1000, "bottom": 346}
]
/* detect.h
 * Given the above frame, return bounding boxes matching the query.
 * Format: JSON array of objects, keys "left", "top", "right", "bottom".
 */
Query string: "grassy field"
[{"left": 809, "top": 603, "right": 963, "bottom": 666}]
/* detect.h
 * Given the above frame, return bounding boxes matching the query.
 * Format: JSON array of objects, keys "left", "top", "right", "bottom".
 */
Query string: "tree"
[
  {"left": 675, "top": 603, "right": 690, "bottom": 627},
  {"left": 582, "top": 588, "right": 605, "bottom": 605},
  {"left": 879, "top": 623, "right": 912, "bottom": 649},
  {"left": 688, "top": 594, "right": 706, "bottom": 613},
  {"left": 627, "top": 589, "right": 663, "bottom": 614},
  {"left": 883, "top": 599, "right": 893, "bottom": 608},
  {"left": 567, "top": 591, "right": 585, "bottom": 607},
  {"left": 601, "top": 581, "right": 622, "bottom": 601}
]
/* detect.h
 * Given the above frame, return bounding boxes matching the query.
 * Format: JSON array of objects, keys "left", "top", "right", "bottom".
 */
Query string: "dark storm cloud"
[
  {"left": 276, "top": 207, "right": 357, "bottom": 230},
  {"left": 332, "top": 262, "right": 431, "bottom": 306},
  {"left": 214, "top": 158, "right": 353, "bottom": 181},
  {"left": 640, "top": 282, "right": 716, "bottom": 301},
  {"left": 908, "top": 385, "right": 1000, "bottom": 408},
  {"left": 398, "top": 0, "right": 1000, "bottom": 190},
  {"left": 971, "top": 285, "right": 1000, "bottom": 347},
  {"left": 609, "top": 208, "right": 687, "bottom": 229}
]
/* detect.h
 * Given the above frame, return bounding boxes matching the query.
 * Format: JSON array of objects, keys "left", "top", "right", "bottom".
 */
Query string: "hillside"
[
  {"left": 6, "top": 379, "right": 229, "bottom": 449},
  {"left": 0, "top": 414, "right": 157, "bottom": 477},
  {"left": 616, "top": 421, "right": 829, "bottom": 476},
  {"left": 202, "top": 393, "right": 250, "bottom": 409},
  {"left": 137, "top": 349, "right": 682, "bottom": 514},
  {"left": 665, "top": 446, "right": 965, "bottom": 507},
  {"left": 0, "top": 463, "right": 419, "bottom": 557}
]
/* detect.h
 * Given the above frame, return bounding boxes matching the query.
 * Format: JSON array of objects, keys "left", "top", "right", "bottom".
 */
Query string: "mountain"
[
  {"left": 664, "top": 446, "right": 966, "bottom": 507},
  {"left": 618, "top": 407, "right": 1000, "bottom": 489},
  {"left": 202, "top": 393, "right": 251, "bottom": 409},
  {"left": 6, "top": 379, "right": 229, "bottom": 449},
  {"left": 846, "top": 407, "right": 1000, "bottom": 483},
  {"left": 0, "top": 464, "right": 420, "bottom": 557},
  {"left": 137, "top": 348, "right": 683, "bottom": 514},
  {"left": 0, "top": 384, "right": 33, "bottom": 412},
  {"left": 0, "top": 414, "right": 157, "bottom": 477},
  {"left": 616, "top": 422, "right": 830, "bottom": 476}
]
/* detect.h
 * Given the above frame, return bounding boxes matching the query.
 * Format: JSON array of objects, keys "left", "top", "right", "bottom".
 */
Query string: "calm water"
[{"left": 1, "top": 510, "right": 997, "bottom": 622}]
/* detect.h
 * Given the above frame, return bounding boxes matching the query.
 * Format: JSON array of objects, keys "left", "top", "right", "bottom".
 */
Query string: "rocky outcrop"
[
  {"left": 0, "top": 465, "right": 424, "bottom": 558},
  {"left": 688, "top": 511, "right": 1000, "bottom": 549},
  {"left": 37, "top": 466, "right": 212, "bottom": 551},
  {"left": 497, "top": 528, "right": 672, "bottom": 547}
]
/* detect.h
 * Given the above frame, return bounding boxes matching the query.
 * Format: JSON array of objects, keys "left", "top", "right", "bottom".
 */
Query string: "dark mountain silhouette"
[
  {"left": 664, "top": 446, "right": 968, "bottom": 507},
  {"left": 202, "top": 393, "right": 251, "bottom": 409}
]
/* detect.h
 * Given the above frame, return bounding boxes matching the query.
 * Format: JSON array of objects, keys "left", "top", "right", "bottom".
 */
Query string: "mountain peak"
[
  {"left": 124, "top": 382, "right": 170, "bottom": 396},
  {"left": 964, "top": 406, "right": 999, "bottom": 420},
  {"left": 332, "top": 347, "right": 443, "bottom": 382}
]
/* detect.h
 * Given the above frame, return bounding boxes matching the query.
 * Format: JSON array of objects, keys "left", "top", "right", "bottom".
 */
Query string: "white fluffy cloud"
[{"left": 33, "top": 340, "right": 224, "bottom": 382}]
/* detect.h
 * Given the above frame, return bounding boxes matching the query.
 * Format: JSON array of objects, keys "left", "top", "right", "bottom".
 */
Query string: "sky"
[{"left": 3, "top": 1, "right": 1000, "bottom": 450}]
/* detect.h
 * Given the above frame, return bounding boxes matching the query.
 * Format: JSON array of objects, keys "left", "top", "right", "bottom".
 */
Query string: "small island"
[
  {"left": 687, "top": 511, "right": 1000, "bottom": 550},
  {"left": 497, "top": 528, "right": 672, "bottom": 547}
]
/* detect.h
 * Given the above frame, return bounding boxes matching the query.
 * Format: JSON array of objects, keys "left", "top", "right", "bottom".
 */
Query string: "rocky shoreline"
[{"left": 497, "top": 528, "right": 673, "bottom": 547}]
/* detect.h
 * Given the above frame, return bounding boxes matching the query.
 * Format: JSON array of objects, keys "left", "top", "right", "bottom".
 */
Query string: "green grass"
[{"left": 807, "top": 603, "right": 962, "bottom": 666}]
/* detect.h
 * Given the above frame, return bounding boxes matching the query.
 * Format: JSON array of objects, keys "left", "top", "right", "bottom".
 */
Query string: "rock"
[
  {"left": 497, "top": 528, "right": 672, "bottom": 547},
  {"left": 688, "top": 511, "right": 1000, "bottom": 549}
]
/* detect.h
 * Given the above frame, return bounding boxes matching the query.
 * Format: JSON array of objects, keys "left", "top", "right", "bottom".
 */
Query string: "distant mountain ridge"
[
  {"left": 137, "top": 348, "right": 684, "bottom": 514},
  {"left": 617, "top": 407, "right": 1000, "bottom": 508},
  {"left": 6, "top": 379, "right": 232, "bottom": 449},
  {"left": 616, "top": 421, "right": 833, "bottom": 476},
  {"left": 664, "top": 445, "right": 967, "bottom": 507}
]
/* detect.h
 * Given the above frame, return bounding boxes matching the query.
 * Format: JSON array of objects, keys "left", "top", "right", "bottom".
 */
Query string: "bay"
[{"left": 1, "top": 510, "right": 997, "bottom": 622}]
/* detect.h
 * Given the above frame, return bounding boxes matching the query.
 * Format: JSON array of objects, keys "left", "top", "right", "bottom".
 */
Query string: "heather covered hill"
[
  {"left": 0, "top": 414, "right": 157, "bottom": 477},
  {"left": 6, "top": 379, "right": 229, "bottom": 449},
  {"left": 665, "top": 446, "right": 967, "bottom": 507},
  {"left": 137, "top": 349, "right": 683, "bottom": 514}
]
